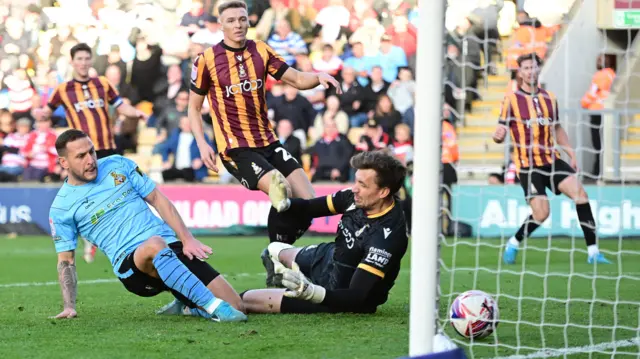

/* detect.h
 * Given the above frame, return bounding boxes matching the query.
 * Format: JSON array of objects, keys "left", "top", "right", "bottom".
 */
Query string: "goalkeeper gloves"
[
  {"left": 274, "top": 261, "right": 326, "bottom": 304},
  {"left": 269, "top": 171, "right": 291, "bottom": 212}
]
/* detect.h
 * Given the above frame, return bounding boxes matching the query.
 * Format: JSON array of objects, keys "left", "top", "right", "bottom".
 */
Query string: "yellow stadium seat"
[
  {"left": 348, "top": 127, "right": 365, "bottom": 145},
  {"left": 55, "top": 127, "right": 70, "bottom": 136},
  {"left": 138, "top": 128, "right": 157, "bottom": 146}
]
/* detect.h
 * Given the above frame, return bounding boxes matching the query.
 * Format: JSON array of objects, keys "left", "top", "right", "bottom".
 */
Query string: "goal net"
[{"left": 437, "top": 0, "right": 640, "bottom": 358}]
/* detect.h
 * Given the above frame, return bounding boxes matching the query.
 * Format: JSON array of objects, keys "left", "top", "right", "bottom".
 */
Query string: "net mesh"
[{"left": 438, "top": 1, "right": 640, "bottom": 358}]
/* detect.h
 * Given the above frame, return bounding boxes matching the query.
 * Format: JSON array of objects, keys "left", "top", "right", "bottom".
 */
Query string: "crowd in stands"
[{"left": 0, "top": 0, "right": 582, "bottom": 186}]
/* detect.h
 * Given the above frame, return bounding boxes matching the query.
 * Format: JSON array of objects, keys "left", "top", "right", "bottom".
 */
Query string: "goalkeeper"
[{"left": 241, "top": 151, "right": 409, "bottom": 314}]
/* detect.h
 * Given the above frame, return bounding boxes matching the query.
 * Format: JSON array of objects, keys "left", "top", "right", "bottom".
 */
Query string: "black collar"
[{"left": 221, "top": 40, "right": 247, "bottom": 52}]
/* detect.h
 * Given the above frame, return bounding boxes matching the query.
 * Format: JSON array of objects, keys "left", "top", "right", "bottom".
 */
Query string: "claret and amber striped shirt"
[
  {"left": 190, "top": 40, "right": 289, "bottom": 157},
  {"left": 498, "top": 87, "right": 561, "bottom": 171},
  {"left": 48, "top": 77, "right": 122, "bottom": 151}
]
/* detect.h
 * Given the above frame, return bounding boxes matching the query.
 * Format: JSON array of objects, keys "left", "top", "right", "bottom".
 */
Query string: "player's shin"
[
  {"left": 152, "top": 248, "right": 221, "bottom": 315},
  {"left": 511, "top": 215, "right": 542, "bottom": 246},
  {"left": 267, "top": 207, "right": 312, "bottom": 244},
  {"left": 576, "top": 202, "right": 610, "bottom": 263}
]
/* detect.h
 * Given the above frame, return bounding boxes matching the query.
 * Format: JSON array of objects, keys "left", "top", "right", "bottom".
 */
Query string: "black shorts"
[
  {"left": 96, "top": 149, "right": 118, "bottom": 159},
  {"left": 294, "top": 242, "right": 338, "bottom": 290},
  {"left": 116, "top": 242, "right": 220, "bottom": 308},
  {"left": 220, "top": 142, "right": 301, "bottom": 190},
  {"left": 518, "top": 159, "right": 575, "bottom": 200}
]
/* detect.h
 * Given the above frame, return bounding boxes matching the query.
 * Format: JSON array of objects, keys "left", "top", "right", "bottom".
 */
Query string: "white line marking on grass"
[
  {"left": 0, "top": 278, "right": 119, "bottom": 288},
  {"left": 492, "top": 337, "right": 640, "bottom": 359},
  {"left": 0, "top": 272, "right": 268, "bottom": 289}
]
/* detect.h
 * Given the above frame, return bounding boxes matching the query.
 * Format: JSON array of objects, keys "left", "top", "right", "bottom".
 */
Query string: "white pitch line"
[
  {"left": 0, "top": 278, "right": 118, "bottom": 288},
  {"left": 0, "top": 272, "right": 274, "bottom": 289},
  {"left": 492, "top": 337, "right": 640, "bottom": 359}
]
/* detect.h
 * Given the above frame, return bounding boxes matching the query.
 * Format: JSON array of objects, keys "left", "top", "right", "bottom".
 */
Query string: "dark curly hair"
[{"left": 350, "top": 151, "right": 407, "bottom": 198}]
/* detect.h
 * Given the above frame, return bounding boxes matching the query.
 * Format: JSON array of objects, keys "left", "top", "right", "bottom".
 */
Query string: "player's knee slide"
[{"left": 268, "top": 242, "right": 294, "bottom": 260}]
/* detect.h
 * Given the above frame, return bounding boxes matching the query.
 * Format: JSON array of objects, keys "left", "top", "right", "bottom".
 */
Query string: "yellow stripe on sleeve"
[
  {"left": 358, "top": 263, "right": 385, "bottom": 278},
  {"left": 326, "top": 195, "right": 336, "bottom": 214}
]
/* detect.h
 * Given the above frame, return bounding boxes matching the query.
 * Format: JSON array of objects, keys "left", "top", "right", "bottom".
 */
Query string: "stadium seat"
[
  {"left": 137, "top": 145, "right": 153, "bottom": 156},
  {"left": 54, "top": 127, "right": 70, "bottom": 136},
  {"left": 138, "top": 128, "right": 157, "bottom": 146},
  {"left": 347, "top": 127, "right": 365, "bottom": 145}
]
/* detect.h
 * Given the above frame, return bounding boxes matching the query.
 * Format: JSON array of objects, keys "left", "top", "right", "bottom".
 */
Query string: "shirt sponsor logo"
[
  {"left": 365, "top": 247, "right": 392, "bottom": 267},
  {"left": 225, "top": 79, "right": 263, "bottom": 98},
  {"left": 73, "top": 98, "right": 105, "bottom": 112}
]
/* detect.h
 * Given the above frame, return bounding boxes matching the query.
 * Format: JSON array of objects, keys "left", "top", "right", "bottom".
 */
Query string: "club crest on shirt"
[{"left": 111, "top": 172, "right": 126, "bottom": 186}]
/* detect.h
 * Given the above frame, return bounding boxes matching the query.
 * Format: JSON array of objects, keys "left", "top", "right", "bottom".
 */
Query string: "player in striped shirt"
[
  {"left": 189, "top": 1, "right": 341, "bottom": 253},
  {"left": 34, "top": 43, "right": 147, "bottom": 263},
  {"left": 34, "top": 43, "right": 146, "bottom": 159},
  {"left": 493, "top": 53, "right": 610, "bottom": 265}
]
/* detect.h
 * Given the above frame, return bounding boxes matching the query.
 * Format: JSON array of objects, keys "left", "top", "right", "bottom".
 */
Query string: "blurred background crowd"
[{"left": 0, "top": 0, "right": 574, "bottom": 188}]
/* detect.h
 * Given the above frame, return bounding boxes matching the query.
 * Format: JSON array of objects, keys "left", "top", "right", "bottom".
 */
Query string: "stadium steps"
[{"left": 456, "top": 64, "right": 510, "bottom": 180}]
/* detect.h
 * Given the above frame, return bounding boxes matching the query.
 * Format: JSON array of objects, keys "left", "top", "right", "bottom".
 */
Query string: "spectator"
[
  {"left": 292, "top": 0, "right": 319, "bottom": 43},
  {"left": 403, "top": 104, "right": 414, "bottom": 135},
  {"left": 267, "top": 19, "right": 308, "bottom": 67},
  {"left": 272, "top": 84, "right": 316, "bottom": 140},
  {"left": 153, "top": 64, "right": 187, "bottom": 123},
  {"left": 388, "top": 67, "right": 416, "bottom": 114},
  {"left": 344, "top": 41, "right": 379, "bottom": 87},
  {"left": 296, "top": 55, "right": 326, "bottom": 111},
  {"left": 328, "top": 66, "right": 367, "bottom": 127},
  {"left": 447, "top": 18, "right": 482, "bottom": 70},
  {"left": 372, "top": 94, "right": 402, "bottom": 136},
  {"left": 376, "top": 34, "right": 408, "bottom": 83},
  {"left": 130, "top": 34, "right": 163, "bottom": 103},
  {"left": 50, "top": 25, "right": 78, "bottom": 62},
  {"left": 38, "top": 71, "right": 66, "bottom": 125},
  {"left": 315, "top": 0, "right": 351, "bottom": 45},
  {"left": 350, "top": 15, "right": 386, "bottom": 57},
  {"left": 310, "top": 95, "right": 349, "bottom": 143},
  {"left": 94, "top": 45, "right": 127, "bottom": 78},
  {"left": 0, "top": 117, "right": 30, "bottom": 179},
  {"left": 180, "top": 0, "right": 207, "bottom": 35},
  {"left": 392, "top": 123, "right": 413, "bottom": 165},
  {"left": 191, "top": 15, "right": 224, "bottom": 47},
  {"left": 441, "top": 116, "right": 459, "bottom": 232},
  {"left": 156, "top": 89, "right": 189, "bottom": 146},
  {"left": 469, "top": 0, "right": 503, "bottom": 71},
  {"left": 105, "top": 65, "right": 139, "bottom": 108},
  {"left": 255, "top": 0, "right": 292, "bottom": 41},
  {"left": 355, "top": 118, "right": 390, "bottom": 152},
  {"left": 22, "top": 117, "right": 57, "bottom": 182},
  {"left": 581, "top": 54, "right": 616, "bottom": 179},
  {"left": 1, "top": 17, "right": 31, "bottom": 64},
  {"left": 276, "top": 119, "right": 302, "bottom": 163},
  {"left": 0, "top": 110, "right": 13, "bottom": 138},
  {"left": 444, "top": 43, "right": 477, "bottom": 112},
  {"left": 385, "top": 10, "right": 417, "bottom": 60},
  {"left": 362, "top": 65, "right": 390, "bottom": 112},
  {"left": 308, "top": 116, "right": 354, "bottom": 183},
  {"left": 5, "top": 68, "right": 36, "bottom": 121},
  {"left": 161, "top": 116, "right": 211, "bottom": 183},
  {"left": 349, "top": 0, "right": 379, "bottom": 33},
  {"left": 312, "top": 44, "right": 343, "bottom": 77}
]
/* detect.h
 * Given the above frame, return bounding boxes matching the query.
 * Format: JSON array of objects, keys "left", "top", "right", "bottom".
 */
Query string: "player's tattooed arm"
[{"left": 57, "top": 252, "right": 77, "bottom": 310}]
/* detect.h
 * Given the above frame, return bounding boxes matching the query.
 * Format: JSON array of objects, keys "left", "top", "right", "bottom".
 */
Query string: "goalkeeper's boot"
[
  {"left": 503, "top": 244, "right": 519, "bottom": 265},
  {"left": 211, "top": 300, "right": 248, "bottom": 322},
  {"left": 156, "top": 299, "right": 189, "bottom": 315},
  {"left": 588, "top": 253, "right": 612, "bottom": 264},
  {"left": 261, "top": 248, "right": 283, "bottom": 287}
]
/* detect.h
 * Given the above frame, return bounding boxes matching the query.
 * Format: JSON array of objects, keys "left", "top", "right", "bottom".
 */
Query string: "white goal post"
[{"left": 409, "top": 0, "right": 446, "bottom": 356}]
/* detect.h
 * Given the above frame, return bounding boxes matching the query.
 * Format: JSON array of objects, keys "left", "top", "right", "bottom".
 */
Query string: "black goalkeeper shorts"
[{"left": 294, "top": 242, "right": 338, "bottom": 290}]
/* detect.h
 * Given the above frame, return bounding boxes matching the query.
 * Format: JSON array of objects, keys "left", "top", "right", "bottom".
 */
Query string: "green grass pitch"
[{"left": 0, "top": 236, "right": 639, "bottom": 359}]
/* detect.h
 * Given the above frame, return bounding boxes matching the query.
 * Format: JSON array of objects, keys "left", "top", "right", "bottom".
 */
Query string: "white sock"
[
  {"left": 508, "top": 237, "right": 520, "bottom": 247},
  {"left": 587, "top": 244, "right": 599, "bottom": 257},
  {"left": 268, "top": 242, "right": 294, "bottom": 261},
  {"left": 203, "top": 298, "right": 223, "bottom": 315}
]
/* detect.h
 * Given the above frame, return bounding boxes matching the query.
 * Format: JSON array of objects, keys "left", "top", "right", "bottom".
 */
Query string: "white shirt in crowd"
[{"left": 175, "top": 132, "right": 194, "bottom": 170}]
